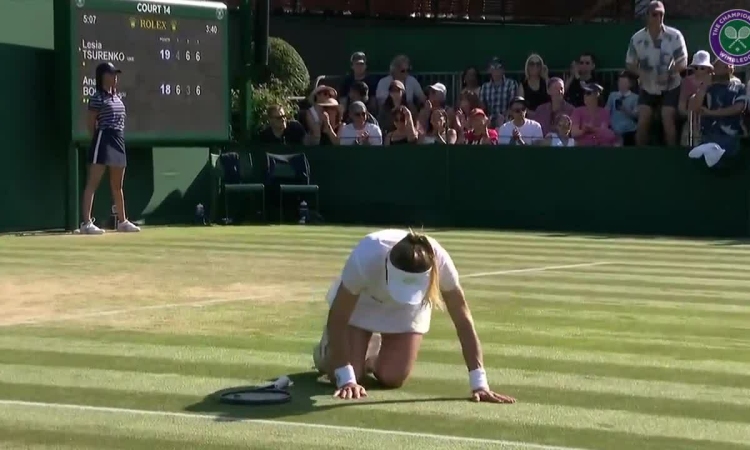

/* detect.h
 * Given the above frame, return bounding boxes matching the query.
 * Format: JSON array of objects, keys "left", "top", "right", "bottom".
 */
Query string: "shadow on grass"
[{"left": 183, "top": 370, "right": 468, "bottom": 422}]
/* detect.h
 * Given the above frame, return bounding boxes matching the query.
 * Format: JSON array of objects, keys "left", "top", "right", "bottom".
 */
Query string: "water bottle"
[
  {"left": 110, "top": 205, "right": 119, "bottom": 230},
  {"left": 298, "top": 200, "right": 308, "bottom": 225},
  {"left": 195, "top": 203, "right": 206, "bottom": 225}
]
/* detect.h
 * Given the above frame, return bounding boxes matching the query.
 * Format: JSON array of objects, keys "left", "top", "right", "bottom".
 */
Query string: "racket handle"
[{"left": 273, "top": 375, "right": 292, "bottom": 389}]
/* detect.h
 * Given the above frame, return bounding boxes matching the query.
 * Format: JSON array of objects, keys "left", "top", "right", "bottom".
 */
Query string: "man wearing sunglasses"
[
  {"left": 257, "top": 105, "right": 305, "bottom": 145},
  {"left": 626, "top": 0, "right": 688, "bottom": 146}
]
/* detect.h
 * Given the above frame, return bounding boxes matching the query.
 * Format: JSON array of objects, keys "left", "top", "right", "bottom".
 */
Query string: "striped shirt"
[{"left": 88, "top": 90, "right": 126, "bottom": 131}]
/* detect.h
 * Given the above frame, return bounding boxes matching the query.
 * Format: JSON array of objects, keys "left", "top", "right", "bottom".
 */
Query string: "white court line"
[
  {"left": 0, "top": 399, "right": 590, "bottom": 450},
  {"left": 463, "top": 262, "right": 612, "bottom": 279},
  {"left": 1, "top": 262, "right": 610, "bottom": 327}
]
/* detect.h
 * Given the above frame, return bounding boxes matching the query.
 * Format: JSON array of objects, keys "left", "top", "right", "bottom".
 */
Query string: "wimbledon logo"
[{"left": 710, "top": 9, "right": 750, "bottom": 66}]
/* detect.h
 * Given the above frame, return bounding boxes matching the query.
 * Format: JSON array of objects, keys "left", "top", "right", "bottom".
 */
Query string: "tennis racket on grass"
[{"left": 218, "top": 376, "right": 293, "bottom": 406}]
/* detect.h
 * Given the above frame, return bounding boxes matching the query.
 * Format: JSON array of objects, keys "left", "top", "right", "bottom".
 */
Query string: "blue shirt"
[
  {"left": 700, "top": 81, "right": 748, "bottom": 139},
  {"left": 88, "top": 90, "right": 126, "bottom": 131},
  {"left": 605, "top": 91, "right": 638, "bottom": 134}
]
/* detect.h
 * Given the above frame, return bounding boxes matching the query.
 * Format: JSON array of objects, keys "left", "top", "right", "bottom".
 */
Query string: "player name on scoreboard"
[{"left": 64, "top": 0, "right": 229, "bottom": 143}]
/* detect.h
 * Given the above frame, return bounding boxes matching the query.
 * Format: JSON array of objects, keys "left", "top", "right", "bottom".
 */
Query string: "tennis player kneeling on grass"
[{"left": 313, "top": 228, "right": 516, "bottom": 403}]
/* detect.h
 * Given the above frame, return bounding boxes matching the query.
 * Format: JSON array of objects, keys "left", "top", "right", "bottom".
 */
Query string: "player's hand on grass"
[
  {"left": 471, "top": 388, "right": 515, "bottom": 404},
  {"left": 333, "top": 383, "right": 367, "bottom": 400}
]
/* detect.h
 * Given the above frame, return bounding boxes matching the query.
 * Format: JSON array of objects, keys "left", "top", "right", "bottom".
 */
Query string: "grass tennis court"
[{"left": 1, "top": 225, "right": 749, "bottom": 450}]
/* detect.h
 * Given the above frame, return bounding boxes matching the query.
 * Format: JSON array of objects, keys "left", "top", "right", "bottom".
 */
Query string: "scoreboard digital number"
[{"left": 68, "top": 0, "right": 229, "bottom": 143}]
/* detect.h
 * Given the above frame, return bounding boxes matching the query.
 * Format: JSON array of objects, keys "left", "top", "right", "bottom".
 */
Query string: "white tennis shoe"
[
  {"left": 117, "top": 220, "right": 141, "bottom": 232},
  {"left": 79, "top": 219, "right": 105, "bottom": 235}
]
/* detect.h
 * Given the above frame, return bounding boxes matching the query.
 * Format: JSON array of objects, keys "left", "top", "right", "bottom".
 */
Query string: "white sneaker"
[
  {"left": 79, "top": 219, "right": 105, "bottom": 235},
  {"left": 117, "top": 220, "right": 141, "bottom": 232}
]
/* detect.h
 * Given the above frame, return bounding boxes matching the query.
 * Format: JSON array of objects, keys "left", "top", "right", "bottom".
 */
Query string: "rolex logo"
[
  {"left": 170, "top": 20, "right": 177, "bottom": 31},
  {"left": 129, "top": 17, "right": 136, "bottom": 28}
]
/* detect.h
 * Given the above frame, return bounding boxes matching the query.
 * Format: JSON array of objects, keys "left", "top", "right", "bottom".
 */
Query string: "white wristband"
[
  {"left": 334, "top": 364, "right": 357, "bottom": 388},
  {"left": 469, "top": 368, "right": 489, "bottom": 391}
]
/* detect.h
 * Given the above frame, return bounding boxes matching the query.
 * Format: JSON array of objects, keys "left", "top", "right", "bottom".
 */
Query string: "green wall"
[
  {"left": 241, "top": 144, "right": 750, "bottom": 238},
  {"left": 0, "top": 0, "right": 53, "bottom": 48},
  {"left": 271, "top": 16, "right": 713, "bottom": 75}
]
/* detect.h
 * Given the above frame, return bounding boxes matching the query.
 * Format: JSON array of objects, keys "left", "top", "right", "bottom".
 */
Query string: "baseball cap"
[
  {"left": 582, "top": 83, "right": 604, "bottom": 94},
  {"left": 350, "top": 52, "right": 366, "bottom": 64},
  {"left": 349, "top": 100, "right": 367, "bottom": 113},
  {"left": 469, "top": 108, "right": 487, "bottom": 117},
  {"left": 489, "top": 58, "right": 504, "bottom": 69},
  {"left": 389, "top": 79, "right": 406, "bottom": 91},
  {"left": 510, "top": 96, "right": 528, "bottom": 108},
  {"left": 648, "top": 1, "right": 665, "bottom": 13},
  {"left": 96, "top": 62, "right": 121, "bottom": 75},
  {"left": 428, "top": 83, "right": 447, "bottom": 95},
  {"left": 385, "top": 255, "right": 432, "bottom": 306}
]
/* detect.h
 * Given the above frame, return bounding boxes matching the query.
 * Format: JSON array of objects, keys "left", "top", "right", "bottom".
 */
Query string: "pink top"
[
  {"left": 571, "top": 106, "right": 610, "bottom": 133},
  {"left": 533, "top": 101, "right": 576, "bottom": 135}
]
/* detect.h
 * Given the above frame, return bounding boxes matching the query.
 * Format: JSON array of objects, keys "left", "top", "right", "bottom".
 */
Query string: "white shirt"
[
  {"left": 546, "top": 133, "right": 576, "bottom": 147},
  {"left": 497, "top": 119, "right": 544, "bottom": 145},
  {"left": 334, "top": 229, "right": 460, "bottom": 334},
  {"left": 625, "top": 25, "right": 688, "bottom": 94},
  {"left": 338, "top": 122, "right": 383, "bottom": 146},
  {"left": 375, "top": 75, "right": 426, "bottom": 106}
]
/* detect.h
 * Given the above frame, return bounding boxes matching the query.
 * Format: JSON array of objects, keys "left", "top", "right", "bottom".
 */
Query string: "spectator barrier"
[{"left": 231, "top": 143, "right": 750, "bottom": 238}]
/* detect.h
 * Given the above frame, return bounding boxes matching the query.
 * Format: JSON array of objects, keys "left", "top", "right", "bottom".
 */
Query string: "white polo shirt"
[
  {"left": 338, "top": 122, "right": 383, "bottom": 146},
  {"left": 626, "top": 25, "right": 688, "bottom": 94},
  {"left": 327, "top": 229, "right": 460, "bottom": 334},
  {"left": 497, "top": 119, "right": 544, "bottom": 145}
]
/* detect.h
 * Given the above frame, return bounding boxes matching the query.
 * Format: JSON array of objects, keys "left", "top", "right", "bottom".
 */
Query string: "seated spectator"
[
  {"left": 605, "top": 71, "right": 639, "bottom": 146},
  {"left": 457, "top": 108, "right": 499, "bottom": 145},
  {"left": 450, "top": 90, "right": 484, "bottom": 132},
  {"left": 538, "top": 114, "right": 576, "bottom": 147},
  {"left": 342, "top": 81, "right": 379, "bottom": 126},
  {"left": 689, "top": 59, "right": 748, "bottom": 152},
  {"left": 461, "top": 66, "right": 482, "bottom": 97},
  {"left": 565, "top": 52, "right": 606, "bottom": 107},
  {"left": 418, "top": 108, "right": 457, "bottom": 145},
  {"left": 497, "top": 97, "right": 543, "bottom": 145},
  {"left": 571, "top": 83, "right": 618, "bottom": 146},
  {"left": 679, "top": 51, "right": 714, "bottom": 146},
  {"left": 339, "top": 52, "right": 379, "bottom": 113},
  {"left": 339, "top": 101, "right": 383, "bottom": 146},
  {"left": 534, "top": 78, "right": 576, "bottom": 136},
  {"left": 304, "top": 96, "right": 341, "bottom": 145},
  {"left": 418, "top": 83, "right": 451, "bottom": 130},
  {"left": 375, "top": 55, "right": 425, "bottom": 110},
  {"left": 304, "top": 85, "right": 338, "bottom": 136},
  {"left": 384, "top": 105, "right": 418, "bottom": 145},
  {"left": 519, "top": 53, "right": 551, "bottom": 113},
  {"left": 257, "top": 105, "right": 306, "bottom": 144},
  {"left": 479, "top": 57, "right": 519, "bottom": 128},
  {"left": 377, "top": 80, "right": 409, "bottom": 134}
]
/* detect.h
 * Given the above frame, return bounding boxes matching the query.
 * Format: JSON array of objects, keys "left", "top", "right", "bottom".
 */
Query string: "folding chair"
[
  {"left": 219, "top": 151, "right": 266, "bottom": 223},
  {"left": 265, "top": 152, "right": 319, "bottom": 224}
]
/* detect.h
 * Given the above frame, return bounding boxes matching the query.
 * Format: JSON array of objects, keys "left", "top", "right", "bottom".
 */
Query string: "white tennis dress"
[{"left": 324, "top": 229, "right": 461, "bottom": 334}]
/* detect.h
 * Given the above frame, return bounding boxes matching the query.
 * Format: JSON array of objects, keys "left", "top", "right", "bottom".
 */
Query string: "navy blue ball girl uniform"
[{"left": 87, "top": 90, "right": 127, "bottom": 167}]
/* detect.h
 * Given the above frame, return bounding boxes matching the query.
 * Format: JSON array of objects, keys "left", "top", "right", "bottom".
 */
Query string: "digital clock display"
[{"left": 65, "top": 0, "right": 229, "bottom": 143}]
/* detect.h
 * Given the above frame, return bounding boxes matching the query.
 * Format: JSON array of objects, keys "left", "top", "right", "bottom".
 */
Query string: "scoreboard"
[{"left": 61, "top": 0, "right": 229, "bottom": 143}]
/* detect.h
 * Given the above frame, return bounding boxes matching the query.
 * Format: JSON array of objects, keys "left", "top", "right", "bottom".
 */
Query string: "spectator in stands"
[
  {"left": 518, "top": 54, "right": 550, "bottom": 113},
  {"left": 342, "top": 81, "right": 379, "bottom": 126},
  {"left": 339, "top": 101, "right": 383, "bottom": 146},
  {"left": 457, "top": 108, "right": 498, "bottom": 145},
  {"left": 605, "top": 71, "right": 639, "bottom": 146},
  {"left": 571, "top": 83, "right": 618, "bottom": 146},
  {"left": 418, "top": 108, "right": 457, "bottom": 145},
  {"left": 450, "top": 90, "right": 483, "bottom": 131},
  {"left": 384, "top": 106, "right": 418, "bottom": 145},
  {"left": 461, "top": 66, "right": 482, "bottom": 97},
  {"left": 479, "top": 57, "right": 518, "bottom": 128},
  {"left": 565, "top": 52, "right": 605, "bottom": 108},
  {"left": 378, "top": 80, "right": 409, "bottom": 134},
  {"left": 689, "top": 59, "right": 748, "bottom": 151},
  {"left": 679, "top": 51, "right": 714, "bottom": 146},
  {"left": 339, "top": 52, "right": 379, "bottom": 113},
  {"left": 304, "top": 85, "right": 338, "bottom": 135},
  {"left": 626, "top": 0, "right": 688, "bottom": 146},
  {"left": 305, "top": 96, "right": 341, "bottom": 145},
  {"left": 497, "top": 97, "right": 543, "bottom": 145},
  {"left": 417, "top": 83, "right": 451, "bottom": 131},
  {"left": 538, "top": 114, "right": 576, "bottom": 147},
  {"left": 533, "top": 77, "right": 576, "bottom": 136},
  {"left": 375, "top": 55, "right": 425, "bottom": 110},
  {"left": 257, "top": 105, "right": 306, "bottom": 144}
]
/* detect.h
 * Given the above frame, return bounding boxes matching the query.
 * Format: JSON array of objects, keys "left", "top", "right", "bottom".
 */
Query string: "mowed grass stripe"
[
  {"left": 3, "top": 362, "right": 750, "bottom": 410},
  {"left": 2, "top": 387, "right": 749, "bottom": 447},
  {"left": 3, "top": 336, "right": 750, "bottom": 377}
]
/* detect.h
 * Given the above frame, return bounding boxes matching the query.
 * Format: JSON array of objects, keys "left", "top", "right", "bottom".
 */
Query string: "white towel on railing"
[{"left": 688, "top": 142, "right": 726, "bottom": 168}]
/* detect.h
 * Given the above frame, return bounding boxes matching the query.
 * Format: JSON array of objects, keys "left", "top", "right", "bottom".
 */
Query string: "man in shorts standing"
[{"left": 626, "top": 0, "right": 688, "bottom": 146}]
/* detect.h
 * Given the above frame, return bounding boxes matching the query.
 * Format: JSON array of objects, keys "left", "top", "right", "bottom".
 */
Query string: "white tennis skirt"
[{"left": 324, "top": 278, "right": 432, "bottom": 334}]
